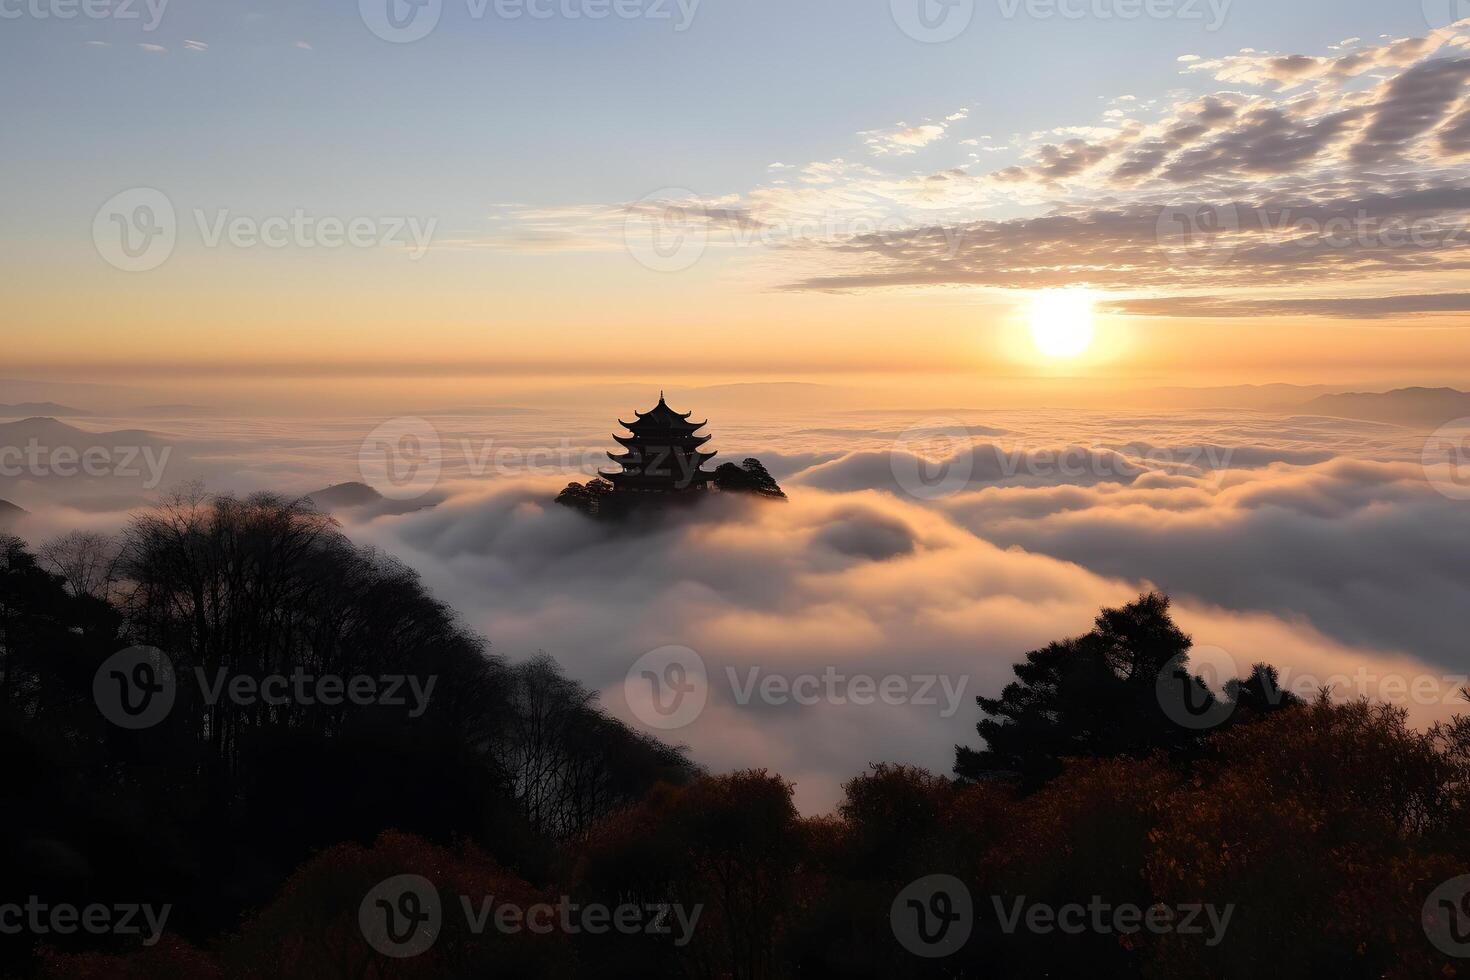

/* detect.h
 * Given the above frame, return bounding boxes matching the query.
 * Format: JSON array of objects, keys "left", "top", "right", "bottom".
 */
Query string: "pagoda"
[{"left": 598, "top": 393, "right": 717, "bottom": 497}]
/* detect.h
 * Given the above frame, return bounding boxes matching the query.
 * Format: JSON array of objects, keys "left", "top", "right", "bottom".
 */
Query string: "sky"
[{"left": 5, "top": 0, "right": 1470, "bottom": 395}]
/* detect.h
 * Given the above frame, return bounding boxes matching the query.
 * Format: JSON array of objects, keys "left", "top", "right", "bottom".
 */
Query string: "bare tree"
[{"left": 37, "top": 530, "right": 120, "bottom": 601}]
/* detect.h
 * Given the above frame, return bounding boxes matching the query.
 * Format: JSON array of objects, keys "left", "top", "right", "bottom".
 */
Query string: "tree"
[
  {"left": 713, "top": 458, "right": 786, "bottom": 498},
  {"left": 36, "top": 531, "right": 120, "bottom": 601},
  {"left": 554, "top": 477, "right": 614, "bottom": 517},
  {"left": 956, "top": 593, "right": 1245, "bottom": 786}
]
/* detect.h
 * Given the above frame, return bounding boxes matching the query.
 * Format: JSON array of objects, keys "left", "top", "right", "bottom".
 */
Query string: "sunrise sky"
[{"left": 5, "top": 1, "right": 1470, "bottom": 399}]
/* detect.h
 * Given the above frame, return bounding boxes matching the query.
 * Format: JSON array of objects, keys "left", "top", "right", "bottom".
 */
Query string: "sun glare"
[{"left": 1028, "top": 291, "right": 1096, "bottom": 359}]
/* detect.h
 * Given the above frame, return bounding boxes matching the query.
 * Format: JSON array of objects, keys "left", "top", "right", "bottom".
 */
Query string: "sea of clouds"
[{"left": 4, "top": 407, "right": 1467, "bottom": 812}]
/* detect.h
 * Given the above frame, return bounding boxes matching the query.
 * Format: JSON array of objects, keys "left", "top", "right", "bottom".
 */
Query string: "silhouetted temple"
[{"left": 599, "top": 393, "right": 716, "bottom": 495}]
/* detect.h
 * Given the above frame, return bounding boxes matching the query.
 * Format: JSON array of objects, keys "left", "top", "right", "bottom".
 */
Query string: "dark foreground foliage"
[{"left": 2, "top": 493, "right": 1467, "bottom": 978}]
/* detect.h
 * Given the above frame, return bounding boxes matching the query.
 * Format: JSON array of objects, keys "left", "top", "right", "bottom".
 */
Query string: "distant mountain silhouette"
[
  {"left": 1146, "top": 383, "right": 1346, "bottom": 411},
  {"left": 0, "top": 402, "right": 90, "bottom": 417},
  {"left": 306, "top": 481, "right": 438, "bottom": 516},
  {"left": 0, "top": 416, "right": 164, "bottom": 446},
  {"left": 1292, "top": 387, "right": 1470, "bottom": 427}
]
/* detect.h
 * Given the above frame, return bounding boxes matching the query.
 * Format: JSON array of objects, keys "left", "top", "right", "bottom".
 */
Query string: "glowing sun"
[{"left": 1029, "top": 291, "right": 1096, "bottom": 358}]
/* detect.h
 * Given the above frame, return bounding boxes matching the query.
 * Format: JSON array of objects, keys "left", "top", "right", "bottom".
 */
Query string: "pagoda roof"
[
  {"left": 606, "top": 449, "right": 717, "bottom": 466},
  {"left": 618, "top": 393, "right": 707, "bottom": 431},
  {"left": 614, "top": 432, "right": 711, "bottom": 449}
]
